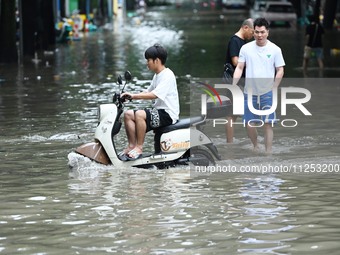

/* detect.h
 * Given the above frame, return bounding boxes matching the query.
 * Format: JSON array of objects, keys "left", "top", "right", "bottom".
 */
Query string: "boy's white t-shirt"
[
  {"left": 147, "top": 68, "right": 179, "bottom": 123},
  {"left": 238, "top": 40, "right": 285, "bottom": 95}
]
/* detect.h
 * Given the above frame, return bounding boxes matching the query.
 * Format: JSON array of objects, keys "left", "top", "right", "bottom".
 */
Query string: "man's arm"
[
  {"left": 305, "top": 34, "right": 310, "bottom": 46},
  {"left": 231, "top": 56, "right": 239, "bottom": 67},
  {"left": 273, "top": 66, "right": 284, "bottom": 88},
  {"left": 232, "top": 61, "right": 245, "bottom": 85},
  {"left": 121, "top": 91, "right": 157, "bottom": 100}
]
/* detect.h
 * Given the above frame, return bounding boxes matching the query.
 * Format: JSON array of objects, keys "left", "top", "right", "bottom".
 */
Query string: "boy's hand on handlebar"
[{"left": 121, "top": 92, "right": 133, "bottom": 102}]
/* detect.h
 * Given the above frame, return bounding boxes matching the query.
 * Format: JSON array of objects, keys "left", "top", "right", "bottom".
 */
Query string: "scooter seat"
[{"left": 154, "top": 116, "right": 205, "bottom": 134}]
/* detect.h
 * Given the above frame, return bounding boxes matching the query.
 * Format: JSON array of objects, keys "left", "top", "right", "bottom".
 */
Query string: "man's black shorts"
[{"left": 143, "top": 108, "right": 172, "bottom": 132}]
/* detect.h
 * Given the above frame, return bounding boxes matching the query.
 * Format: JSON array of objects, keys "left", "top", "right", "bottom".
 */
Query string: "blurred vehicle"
[
  {"left": 222, "top": 0, "right": 247, "bottom": 9},
  {"left": 250, "top": 1, "right": 297, "bottom": 27}
]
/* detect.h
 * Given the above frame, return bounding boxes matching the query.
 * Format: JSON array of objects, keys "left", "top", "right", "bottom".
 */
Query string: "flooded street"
[{"left": 1, "top": 5, "right": 340, "bottom": 254}]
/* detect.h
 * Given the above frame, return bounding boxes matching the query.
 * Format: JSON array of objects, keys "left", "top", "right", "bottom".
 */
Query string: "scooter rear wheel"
[{"left": 189, "top": 148, "right": 215, "bottom": 166}]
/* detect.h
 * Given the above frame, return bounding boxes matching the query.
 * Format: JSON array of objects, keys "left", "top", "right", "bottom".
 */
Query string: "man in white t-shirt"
[
  {"left": 233, "top": 18, "right": 285, "bottom": 153},
  {"left": 121, "top": 44, "right": 180, "bottom": 160}
]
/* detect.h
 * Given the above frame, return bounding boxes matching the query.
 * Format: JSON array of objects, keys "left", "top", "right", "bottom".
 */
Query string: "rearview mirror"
[{"left": 124, "top": 71, "right": 132, "bottom": 81}]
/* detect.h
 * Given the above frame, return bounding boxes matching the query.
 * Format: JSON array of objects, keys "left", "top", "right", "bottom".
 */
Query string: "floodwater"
[{"left": 1, "top": 5, "right": 340, "bottom": 255}]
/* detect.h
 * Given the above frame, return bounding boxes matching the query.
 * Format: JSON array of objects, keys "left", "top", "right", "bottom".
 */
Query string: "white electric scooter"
[{"left": 72, "top": 71, "right": 224, "bottom": 169}]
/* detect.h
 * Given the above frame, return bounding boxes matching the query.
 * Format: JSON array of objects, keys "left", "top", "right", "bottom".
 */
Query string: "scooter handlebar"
[{"left": 120, "top": 94, "right": 132, "bottom": 102}]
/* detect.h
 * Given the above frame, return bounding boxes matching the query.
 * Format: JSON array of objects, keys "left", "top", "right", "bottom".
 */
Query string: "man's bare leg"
[
  {"left": 247, "top": 124, "right": 259, "bottom": 151},
  {"left": 225, "top": 115, "right": 238, "bottom": 143},
  {"left": 264, "top": 123, "right": 273, "bottom": 154},
  {"left": 132, "top": 110, "right": 147, "bottom": 155},
  {"left": 123, "top": 110, "right": 137, "bottom": 151},
  {"left": 317, "top": 58, "right": 324, "bottom": 69}
]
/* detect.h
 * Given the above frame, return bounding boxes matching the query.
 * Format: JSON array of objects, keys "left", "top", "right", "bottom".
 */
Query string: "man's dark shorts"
[{"left": 143, "top": 108, "right": 173, "bottom": 132}]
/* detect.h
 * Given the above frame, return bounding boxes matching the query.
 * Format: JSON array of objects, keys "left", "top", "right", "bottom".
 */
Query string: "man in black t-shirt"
[
  {"left": 226, "top": 19, "right": 254, "bottom": 70},
  {"left": 225, "top": 18, "right": 254, "bottom": 143},
  {"left": 302, "top": 15, "right": 325, "bottom": 71}
]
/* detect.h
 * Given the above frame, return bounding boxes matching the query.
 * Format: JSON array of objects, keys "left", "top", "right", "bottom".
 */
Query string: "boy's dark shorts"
[{"left": 143, "top": 108, "right": 173, "bottom": 132}]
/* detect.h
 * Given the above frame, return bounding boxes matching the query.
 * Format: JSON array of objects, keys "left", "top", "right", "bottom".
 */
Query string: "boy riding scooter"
[
  {"left": 72, "top": 47, "right": 221, "bottom": 168},
  {"left": 120, "top": 44, "right": 180, "bottom": 161}
]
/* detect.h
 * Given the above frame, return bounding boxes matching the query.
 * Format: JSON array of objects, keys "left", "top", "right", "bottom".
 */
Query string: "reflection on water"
[{"left": 1, "top": 5, "right": 340, "bottom": 255}]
